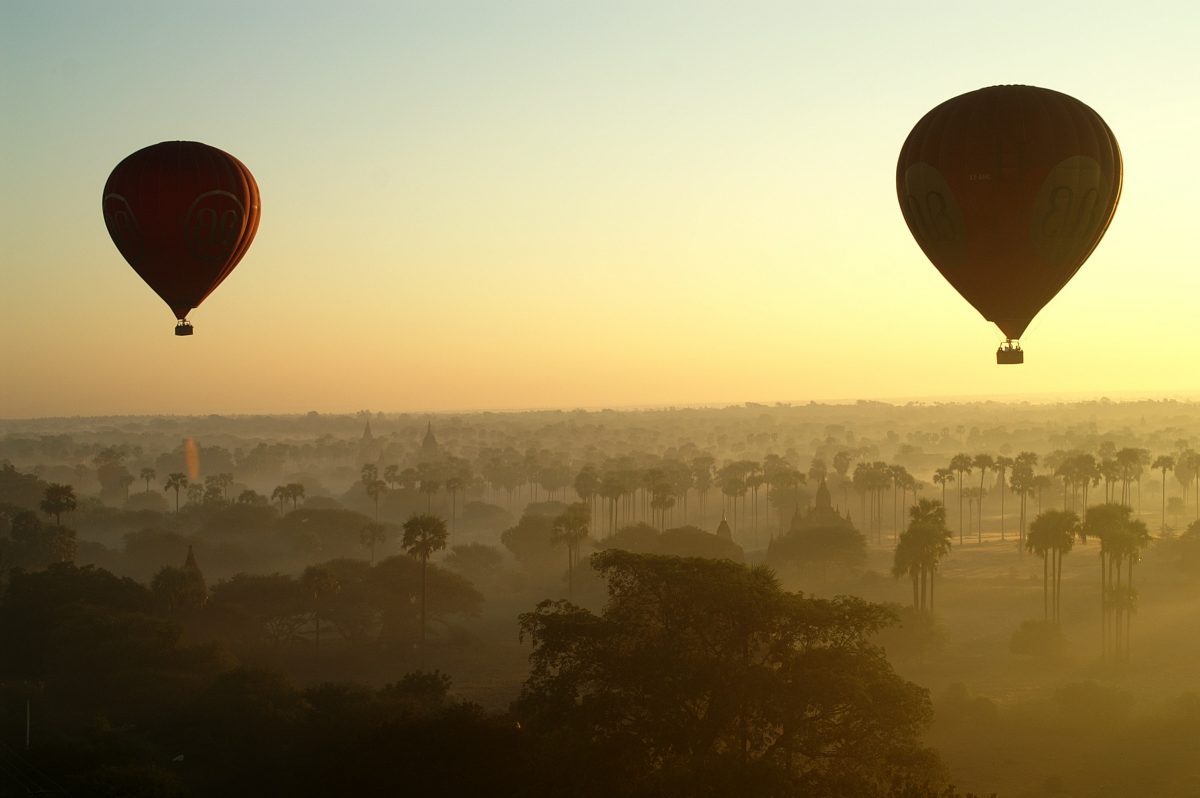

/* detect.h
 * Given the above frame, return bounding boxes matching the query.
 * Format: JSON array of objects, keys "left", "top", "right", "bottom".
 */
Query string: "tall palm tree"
[
  {"left": 40, "top": 483, "right": 77, "bottom": 526},
  {"left": 1152, "top": 454, "right": 1176, "bottom": 532},
  {"left": 948, "top": 454, "right": 973, "bottom": 544},
  {"left": 551, "top": 502, "right": 591, "bottom": 600},
  {"left": 301, "top": 565, "right": 340, "bottom": 655},
  {"left": 1026, "top": 510, "right": 1079, "bottom": 623},
  {"left": 972, "top": 454, "right": 994, "bottom": 541},
  {"left": 933, "top": 468, "right": 954, "bottom": 509},
  {"left": 164, "top": 473, "right": 188, "bottom": 514},
  {"left": 140, "top": 467, "right": 156, "bottom": 493},
  {"left": 271, "top": 484, "right": 289, "bottom": 514},
  {"left": 1082, "top": 503, "right": 1151, "bottom": 660},
  {"left": 994, "top": 455, "right": 1014, "bottom": 541},
  {"left": 365, "top": 478, "right": 387, "bottom": 521},
  {"left": 892, "top": 498, "right": 953, "bottom": 611},
  {"left": 402, "top": 513, "right": 450, "bottom": 664},
  {"left": 286, "top": 482, "right": 306, "bottom": 510},
  {"left": 360, "top": 522, "right": 387, "bottom": 564}
]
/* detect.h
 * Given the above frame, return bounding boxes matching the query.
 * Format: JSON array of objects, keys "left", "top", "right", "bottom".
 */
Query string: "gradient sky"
[{"left": 3, "top": 1, "right": 1198, "bottom": 417}]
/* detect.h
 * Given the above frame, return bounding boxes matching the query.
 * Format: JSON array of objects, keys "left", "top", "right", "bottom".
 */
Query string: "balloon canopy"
[
  {"left": 102, "top": 141, "right": 261, "bottom": 333},
  {"left": 896, "top": 85, "right": 1122, "bottom": 353}
]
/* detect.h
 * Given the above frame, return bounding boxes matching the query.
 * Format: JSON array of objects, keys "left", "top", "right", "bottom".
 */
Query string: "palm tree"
[
  {"left": 994, "top": 455, "right": 1014, "bottom": 541},
  {"left": 383, "top": 464, "right": 400, "bottom": 490},
  {"left": 365, "top": 478, "right": 387, "bottom": 522},
  {"left": 139, "top": 467, "right": 156, "bottom": 493},
  {"left": 1082, "top": 503, "right": 1150, "bottom": 660},
  {"left": 1027, "top": 510, "right": 1079, "bottom": 623},
  {"left": 301, "top": 565, "right": 340, "bottom": 654},
  {"left": 972, "top": 454, "right": 994, "bottom": 541},
  {"left": 551, "top": 502, "right": 591, "bottom": 600},
  {"left": 271, "top": 484, "right": 289, "bottom": 514},
  {"left": 445, "top": 475, "right": 464, "bottom": 532},
  {"left": 214, "top": 472, "right": 234, "bottom": 502},
  {"left": 360, "top": 522, "right": 387, "bottom": 565},
  {"left": 933, "top": 468, "right": 954, "bottom": 509},
  {"left": 1152, "top": 454, "right": 1176, "bottom": 532},
  {"left": 285, "top": 482, "right": 306, "bottom": 510},
  {"left": 402, "top": 513, "right": 450, "bottom": 664},
  {"left": 949, "top": 454, "right": 973, "bottom": 544},
  {"left": 891, "top": 498, "right": 953, "bottom": 611},
  {"left": 164, "top": 473, "right": 188, "bottom": 514},
  {"left": 40, "top": 483, "right": 77, "bottom": 526}
]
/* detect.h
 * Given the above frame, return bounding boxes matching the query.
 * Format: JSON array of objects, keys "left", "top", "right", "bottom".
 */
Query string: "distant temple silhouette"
[{"left": 421, "top": 421, "right": 440, "bottom": 459}]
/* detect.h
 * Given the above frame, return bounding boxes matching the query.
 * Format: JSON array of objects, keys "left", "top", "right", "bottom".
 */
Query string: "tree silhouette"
[
  {"left": 39, "top": 483, "right": 76, "bottom": 526},
  {"left": 1026, "top": 510, "right": 1079, "bottom": 623},
  {"left": 948, "top": 454, "right": 973, "bottom": 544},
  {"left": 164, "top": 473, "right": 188, "bottom": 514},
  {"left": 1147, "top": 451, "right": 1176, "bottom": 532},
  {"left": 300, "top": 565, "right": 340, "bottom": 655},
  {"left": 271, "top": 484, "right": 289, "bottom": 514},
  {"left": 551, "top": 502, "right": 591, "bottom": 600},
  {"left": 402, "top": 513, "right": 450, "bottom": 663},
  {"left": 891, "top": 498, "right": 952, "bottom": 611},
  {"left": 139, "top": 467, "right": 156, "bottom": 493},
  {"left": 994, "top": 455, "right": 1014, "bottom": 541},
  {"left": 365, "top": 479, "right": 387, "bottom": 522},
  {"left": 972, "top": 454, "right": 994, "bottom": 542},
  {"left": 285, "top": 482, "right": 306, "bottom": 510},
  {"left": 1083, "top": 503, "right": 1151, "bottom": 660},
  {"left": 360, "top": 522, "right": 387, "bottom": 565},
  {"left": 933, "top": 468, "right": 954, "bottom": 510}
]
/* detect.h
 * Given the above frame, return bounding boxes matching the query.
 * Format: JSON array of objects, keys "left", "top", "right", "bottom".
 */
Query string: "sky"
[{"left": 3, "top": 1, "right": 1198, "bottom": 417}]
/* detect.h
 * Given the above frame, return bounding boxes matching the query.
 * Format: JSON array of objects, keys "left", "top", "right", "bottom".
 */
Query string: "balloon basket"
[
  {"left": 175, "top": 320, "right": 194, "bottom": 336},
  {"left": 996, "top": 341, "right": 1023, "bottom": 365}
]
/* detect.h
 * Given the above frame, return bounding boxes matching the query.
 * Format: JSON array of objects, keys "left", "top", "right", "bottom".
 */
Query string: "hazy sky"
[{"left": 3, "top": 1, "right": 1198, "bottom": 417}]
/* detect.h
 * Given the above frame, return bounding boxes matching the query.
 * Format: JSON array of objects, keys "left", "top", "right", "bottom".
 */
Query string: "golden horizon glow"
[{"left": 3, "top": 2, "right": 1199, "bottom": 417}]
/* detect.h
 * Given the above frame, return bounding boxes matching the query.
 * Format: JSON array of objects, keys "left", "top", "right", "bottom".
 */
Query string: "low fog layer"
[{"left": 2, "top": 400, "right": 1200, "bottom": 796}]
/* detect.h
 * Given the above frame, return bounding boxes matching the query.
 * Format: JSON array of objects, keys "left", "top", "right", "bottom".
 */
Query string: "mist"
[{"left": 1, "top": 400, "right": 1198, "bottom": 795}]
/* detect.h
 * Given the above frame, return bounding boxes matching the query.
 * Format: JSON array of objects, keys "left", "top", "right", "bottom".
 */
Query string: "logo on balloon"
[
  {"left": 900, "top": 162, "right": 966, "bottom": 267},
  {"left": 102, "top": 193, "right": 143, "bottom": 260},
  {"left": 184, "top": 190, "right": 245, "bottom": 267},
  {"left": 1029, "top": 156, "right": 1112, "bottom": 266}
]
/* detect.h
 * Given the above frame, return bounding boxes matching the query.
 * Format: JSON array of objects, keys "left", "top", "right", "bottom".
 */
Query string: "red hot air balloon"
[
  {"left": 102, "top": 141, "right": 261, "bottom": 335},
  {"left": 896, "top": 86, "right": 1122, "bottom": 363}
]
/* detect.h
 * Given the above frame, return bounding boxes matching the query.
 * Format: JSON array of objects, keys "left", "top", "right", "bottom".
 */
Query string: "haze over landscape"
[{"left": 4, "top": 2, "right": 1200, "bottom": 797}]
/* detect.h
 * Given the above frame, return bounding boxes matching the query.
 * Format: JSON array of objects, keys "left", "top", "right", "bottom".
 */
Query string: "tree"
[
  {"left": 932, "top": 467, "right": 954, "bottom": 511},
  {"left": 1152, "top": 454, "right": 1176, "bottom": 533},
  {"left": 994, "top": 455, "right": 1014, "bottom": 541},
  {"left": 892, "top": 499, "right": 953, "bottom": 611},
  {"left": 1082, "top": 503, "right": 1151, "bottom": 660},
  {"left": 551, "top": 502, "right": 590, "bottom": 600},
  {"left": 300, "top": 565, "right": 340, "bottom": 654},
  {"left": 948, "top": 454, "right": 973, "bottom": 544},
  {"left": 365, "top": 479, "right": 387, "bottom": 522},
  {"left": 972, "top": 454, "right": 994, "bottom": 542},
  {"left": 272, "top": 484, "right": 290, "bottom": 514},
  {"left": 39, "top": 483, "right": 76, "bottom": 526},
  {"left": 1026, "top": 510, "right": 1079, "bottom": 623},
  {"left": 286, "top": 482, "right": 306, "bottom": 510},
  {"left": 139, "top": 467, "right": 156, "bottom": 493},
  {"left": 360, "top": 521, "right": 387, "bottom": 565},
  {"left": 402, "top": 513, "right": 450, "bottom": 662},
  {"left": 164, "top": 473, "right": 188, "bottom": 514},
  {"left": 516, "top": 550, "right": 942, "bottom": 797}
]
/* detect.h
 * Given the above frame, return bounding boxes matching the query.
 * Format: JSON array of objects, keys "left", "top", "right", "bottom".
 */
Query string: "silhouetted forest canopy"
[{"left": 3, "top": 400, "right": 1200, "bottom": 795}]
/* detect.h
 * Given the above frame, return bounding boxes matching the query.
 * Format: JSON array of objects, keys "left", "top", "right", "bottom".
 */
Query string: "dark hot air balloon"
[
  {"left": 102, "top": 141, "right": 261, "bottom": 335},
  {"left": 896, "top": 85, "right": 1122, "bottom": 363}
]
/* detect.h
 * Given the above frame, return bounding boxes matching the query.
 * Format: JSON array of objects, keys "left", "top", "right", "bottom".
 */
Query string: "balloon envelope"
[
  {"left": 897, "top": 85, "right": 1122, "bottom": 341},
  {"left": 103, "top": 141, "right": 261, "bottom": 323}
]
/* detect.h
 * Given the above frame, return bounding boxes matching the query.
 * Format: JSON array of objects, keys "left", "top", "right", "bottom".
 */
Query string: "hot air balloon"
[
  {"left": 896, "top": 85, "right": 1122, "bottom": 364},
  {"left": 102, "top": 141, "right": 261, "bottom": 335}
]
